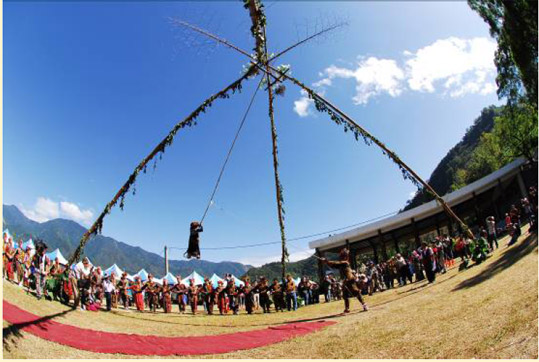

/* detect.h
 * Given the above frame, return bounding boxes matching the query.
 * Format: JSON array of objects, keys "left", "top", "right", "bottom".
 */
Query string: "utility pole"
[{"left": 164, "top": 245, "right": 169, "bottom": 275}]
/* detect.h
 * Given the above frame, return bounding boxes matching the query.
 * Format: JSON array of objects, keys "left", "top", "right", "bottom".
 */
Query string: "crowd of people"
[{"left": 3, "top": 187, "right": 536, "bottom": 315}]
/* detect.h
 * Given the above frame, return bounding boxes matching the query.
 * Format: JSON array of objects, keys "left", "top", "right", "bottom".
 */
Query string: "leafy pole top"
[{"left": 67, "top": 0, "right": 473, "bottom": 272}]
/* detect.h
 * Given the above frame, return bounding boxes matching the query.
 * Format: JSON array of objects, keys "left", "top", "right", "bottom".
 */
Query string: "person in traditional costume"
[
  {"left": 227, "top": 278, "right": 240, "bottom": 315},
  {"left": 256, "top": 276, "right": 271, "bottom": 313},
  {"left": 142, "top": 274, "right": 160, "bottom": 313},
  {"left": 160, "top": 279, "right": 173, "bottom": 313},
  {"left": 109, "top": 273, "right": 118, "bottom": 308},
  {"left": 188, "top": 278, "right": 200, "bottom": 314},
  {"left": 2, "top": 233, "right": 8, "bottom": 279},
  {"left": 172, "top": 275, "right": 188, "bottom": 313},
  {"left": 91, "top": 266, "right": 104, "bottom": 303},
  {"left": 421, "top": 242, "right": 436, "bottom": 283},
  {"left": 320, "top": 248, "right": 368, "bottom": 313},
  {"left": 5, "top": 240, "right": 15, "bottom": 282},
  {"left": 15, "top": 239, "right": 26, "bottom": 285},
  {"left": 129, "top": 276, "right": 145, "bottom": 312},
  {"left": 185, "top": 221, "right": 203, "bottom": 259},
  {"left": 242, "top": 277, "right": 255, "bottom": 315},
  {"left": 23, "top": 246, "right": 33, "bottom": 289},
  {"left": 215, "top": 280, "right": 228, "bottom": 315},
  {"left": 202, "top": 277, "right": 215, "bottom": 315},
  {"left": 270, "top": 278, "right": 285, "bottom": 312},
  {"left": 118, "top": 272, "right": 130, "bottom": 309}
]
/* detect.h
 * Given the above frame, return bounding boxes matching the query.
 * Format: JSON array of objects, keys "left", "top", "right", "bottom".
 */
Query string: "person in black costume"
[{"left": 185, "top": 221, "right": 203, "bottom": 259}]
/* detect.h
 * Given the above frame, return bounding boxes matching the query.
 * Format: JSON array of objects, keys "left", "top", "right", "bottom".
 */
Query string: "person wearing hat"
[
  {"left": 213, "top": 280, "right": 227, "bottom": 315},
  {"left": 161, "top": 279, "right": 173, "bottom": 313},
  {"left": 202, "top": 277, "right": 215, "bottom": 315},
  {"left": 142, "top": 274, "right": 159, "bottom": 313},
  {"left": 129, "top": 276, "right": 145, "bottom": 312},
  {"left": 256, "top": 276, "right": 271, "bottom": 313},
  {"left": 320, "top": 248, "right": 368, "bottom": 313},
  {"left": 188, "top": 278, "right": 201, "bottom": 314},
  {"left": 171, "top": 275, "right": 188, "bottom": 313},
  {"left": 118, "top": 272, "right": 130, "bottom": 310}
]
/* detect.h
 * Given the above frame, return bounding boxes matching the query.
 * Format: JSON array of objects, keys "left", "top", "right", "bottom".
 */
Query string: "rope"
[
  {"left": 168, "top": 209, "right": 399, "bottom": 252},
  {"left": 200, "top": 77, "right": 264, "bottom": 225}
]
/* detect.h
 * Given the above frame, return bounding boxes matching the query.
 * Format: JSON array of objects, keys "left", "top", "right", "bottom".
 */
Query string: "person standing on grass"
[
  {"left": 270, "top": 278, "right": 285, "bottom": 312},
  {"left": 14, "top": 239, "right": 26, "bottom": 286},
  {"left": 32, "top": 242, "right": 48, "bottom": 300},
  {"left": 129, "top": 276, "right": 145, "bottom": 312},
  {"left": 188, "top": 278, "right": 200, "bottom": 314},
  {"left": 320, "top": 248, "right": 368, "bottom": 313},
  {"left": 161, "top": 279, "right": 173, "bottom": 313},
  {"left": 298, "top": 276, "right": 311, "bottom": 305},
  {"left": 285, "top": 274, "right": 298, "bottom": 311},
  {"left": 421, "top": 242, "right": 436, "bottom": 283},
  {"left": 103, "top": 274, "right": 116, "bottom": 311},
  {"left": 486, "top": 216, "right": 498, "bottom": 251},
  {"left": 5, "top": 240, "right": 15, "bottom": 282},
  {"left": 118, "top": 272, "right": 130, "bottom": 310},
  {"left": 510, "top": 205, "right": 521, "bottom": 237},
  {"left": 256, "top": 276, "right": 271, "bottom": 313}
]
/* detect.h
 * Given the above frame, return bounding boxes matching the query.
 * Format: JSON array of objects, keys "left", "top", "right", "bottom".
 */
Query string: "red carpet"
[{"left": 3, "top": 300, "right": 336, "bottom": 356}]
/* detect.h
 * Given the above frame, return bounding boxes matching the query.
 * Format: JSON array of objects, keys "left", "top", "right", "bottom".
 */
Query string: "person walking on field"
[
  {"left": 486, "top": 216, "right": 498, "bottom": 251},
  {"left": 320, "top": 248, "right": 368, "bottom": 313}
]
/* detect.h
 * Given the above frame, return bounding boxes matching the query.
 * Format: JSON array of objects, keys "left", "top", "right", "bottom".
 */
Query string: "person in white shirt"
[
  {"left": 75, "top": 258, "right": 93, "bottom": 310},
  {"left": 103, "top": 275, "right": 116, "bottom": 311},
  {"left": 486, "top": 216, "right": 498, "bottom": 250}
]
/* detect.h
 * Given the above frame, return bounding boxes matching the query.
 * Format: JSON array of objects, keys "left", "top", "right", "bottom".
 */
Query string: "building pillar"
[
  {"left": 316, "top": 248, "right": 324, "bottom": 284},
  {"left": 517, "top": 169, "right": 528, "bottom": 198},
  {"left": 350, "top": 248, "right": 357, "bottom": 270},
  {"left": 378, "top": 229, "right": 388, "bottom": 261},
  {"left": 368, "top": 240, "right": 379, "bottom": 264},
  {"left": 435, "top": 218, "right": 441, "bottom": 236},
  {"left": 391, "top": 233, "right": 400, "bottom": 254},
  {"left": 472, "top": 192, "right": 481, "bottom": 224},
  {"left": 412, "top": 218, "right": 421, "bottom": 248}
]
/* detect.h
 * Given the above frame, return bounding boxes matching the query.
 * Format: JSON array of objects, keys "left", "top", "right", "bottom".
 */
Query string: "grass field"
[{"left": 3, "top": 227, "right": 538, "bottom": 359}]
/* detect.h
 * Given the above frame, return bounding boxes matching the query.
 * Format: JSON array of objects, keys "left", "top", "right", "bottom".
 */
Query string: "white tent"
[
  {"left": 45, "top": 248, "right": 68, "bottom": 265},
  {"left": 22, "top": 238, "right": 35, "bottom": 251},
  {"left": 229, "top": 274, "right": 245, "bottom": 287},
  {"left": 136, "top": 269, "right": 149, "bottom": 282},
  {"left": 162, "top": 272, "right": 178, "bottom": 285},
  {"left": 126, "top": 274, "right": 136, "bottom": 282},
  {"left": 75, "top": 258, "right": 93, "bottom": 270},
  {"left": 209, "top": 273, "right": 225, "bottom": 288},
  {"left": 104, "top": 264, "right": 124, "bottom": 278},
  {"left": 293, "top": 277, "right": 301, "bottom": 286},
  {"left": 153, "top": 277, "right": 163, "bottom": 285},
  {"left": 181, "top": 271, "right": 205, "bottom": 285}
]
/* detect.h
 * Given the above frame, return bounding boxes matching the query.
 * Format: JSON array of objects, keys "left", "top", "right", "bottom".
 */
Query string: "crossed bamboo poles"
[{"left": 68, "top": 0, "right": 472, "bottom": 275}]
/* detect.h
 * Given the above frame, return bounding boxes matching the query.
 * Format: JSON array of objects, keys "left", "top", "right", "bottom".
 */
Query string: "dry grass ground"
[{"left": 3, "top": 227, "right": 538, "bottom": 359}]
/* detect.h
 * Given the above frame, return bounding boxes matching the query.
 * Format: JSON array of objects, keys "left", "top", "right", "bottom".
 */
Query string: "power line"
[{"left": 166, "top": 209, "right": 399, "bottom": 252}]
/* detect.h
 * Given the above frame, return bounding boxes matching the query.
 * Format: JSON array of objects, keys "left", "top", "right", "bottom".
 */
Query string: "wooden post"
[
  {"left": 391, "top": 233, "right": 400, "bottom": 254},
  {"left": 164, "top": 246, "right": 169, "bottom": 275}
]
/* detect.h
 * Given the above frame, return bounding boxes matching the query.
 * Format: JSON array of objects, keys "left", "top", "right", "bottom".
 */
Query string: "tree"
[
  {"left": 468, "top": 0, "right": 538, "bottom": 109},
  {"left": 493, "top": 103, "right": 538, "bottom": 162}
]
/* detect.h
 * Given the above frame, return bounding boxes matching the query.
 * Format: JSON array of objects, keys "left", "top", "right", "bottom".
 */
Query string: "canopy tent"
[
  {"left": 181, "top": 271, "right": 205, "bottom": 286},
  {"left": 45, "top": 249, "right": 68, "bottom": 265},
  {"left": 209, "top": 273, "right": 225, "bottom": 288},
  {"left": 22, "top": 238, "right": 35, "bottom": 251},
  {"left": 104, "top": 264, "right": 124, "bottom": 278},
  {"left": 153, "top": 277, "right": 163, "bottom": 285},
  {"left": 293, "top": 277, "right": 300, "bottom": 286},
  {"left": 126, "top": 274, "right": 136, "bottom": 282},
  {"left": 229, "top": 274, "right": 245, "bottom": 287},
  {"left": 75, "top": 258, "right": 93, "bottom": 270},
  {"left": 136, "top": 269, "right": 149, "bottom": 282},
  {"left": 162, "top": 272, "right": 178, "bottom": 285}
]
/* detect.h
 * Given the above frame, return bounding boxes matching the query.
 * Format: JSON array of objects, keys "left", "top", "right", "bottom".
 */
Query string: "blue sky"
[{"left": 4, "top": 1, "right": 502, "bottom": 266}]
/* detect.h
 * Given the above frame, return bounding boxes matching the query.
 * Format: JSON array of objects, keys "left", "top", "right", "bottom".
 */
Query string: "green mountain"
[
  {"left": 2, "top": 204, "right": 252, "bottom": 277},
  {"left": 402, "top": 105, "right": 502, "bottom": 211}
]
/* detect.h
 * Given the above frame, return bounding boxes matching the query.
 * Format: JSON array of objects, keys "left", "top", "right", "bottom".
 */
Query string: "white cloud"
[
  {"left": 405, "top": 37, "right": 496, "bottom": 97},
  {"left": 60, "top": 201, "right": 94, "bottom": 226},
  {"left": 293, "top": 89, "right": 314, "bottom": 117},
  {"left": 293, "top": 37, "right": 497, "bottom": 114},
  {"left": 20, "top": 197, "right": 94, "bottom": 226},
  {"left": 320, "top": 58, "right": 405, "bottom": 105}
]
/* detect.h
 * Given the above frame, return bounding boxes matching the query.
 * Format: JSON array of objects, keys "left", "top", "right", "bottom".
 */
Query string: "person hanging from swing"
[{"left": 185, "top": 221, "right": 203, "bottom": 259}]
